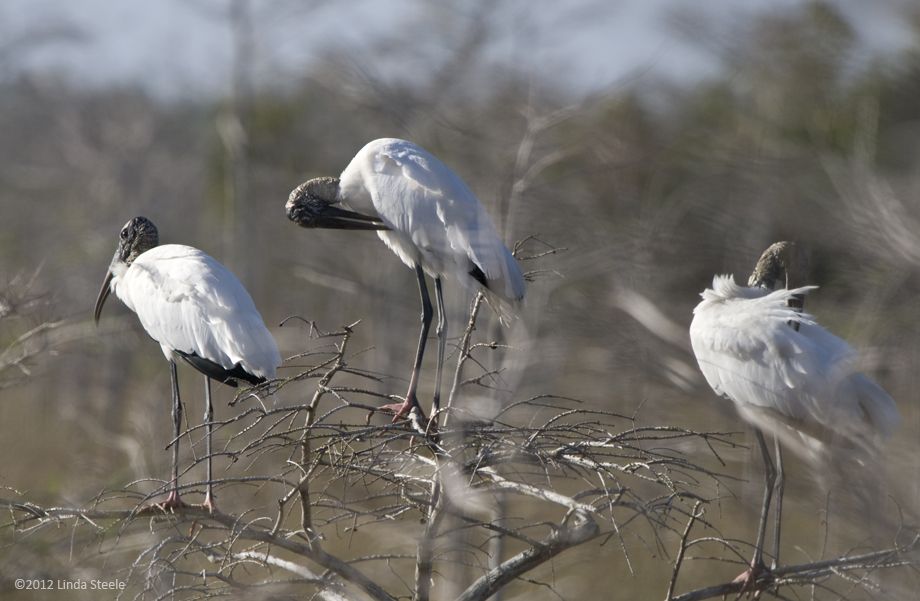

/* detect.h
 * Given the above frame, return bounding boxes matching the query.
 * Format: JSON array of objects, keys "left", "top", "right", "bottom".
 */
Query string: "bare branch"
[{"left": 456, "top": 509, "right": 601, "bottom": 601}]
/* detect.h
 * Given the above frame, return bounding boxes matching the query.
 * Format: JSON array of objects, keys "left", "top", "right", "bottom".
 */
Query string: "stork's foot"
[
  {"left": 135, "top": 489, "right": 191, "bottom": 516},
  {"left": 382, "top": 400, "right": 422, "bottom": 422},
  {"left": 725, "top": 560, "right": 773, "bottom": 600},
  {"left": 196, "top": 491, "right": 218, "bottom": 515},
  {"left": 366, "top": 396, "right": 437, "bottom": 435},
  {"left": 366, "top": 393, "right": 427, "bottom": 423}
]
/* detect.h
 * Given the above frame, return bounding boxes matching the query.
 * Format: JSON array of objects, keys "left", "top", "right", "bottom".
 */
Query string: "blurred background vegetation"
[{"left": 2, "top": 0, "right": 920, "bottom": 598}]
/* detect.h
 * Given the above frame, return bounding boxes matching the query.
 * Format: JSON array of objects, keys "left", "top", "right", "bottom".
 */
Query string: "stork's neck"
[{"left": 108, "top": 259, "right": 129, "bottom": 293}]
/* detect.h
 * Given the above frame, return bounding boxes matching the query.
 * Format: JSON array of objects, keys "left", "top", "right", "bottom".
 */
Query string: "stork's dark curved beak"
[
  {"left": 286, "top": 197, "right": 389, "bottom": 231},
  {"left": 94, "top": 270, "right": 114, "bottom": 326},
  {"left": 314, "top": 205, "right": 389, "bottom": 230}
]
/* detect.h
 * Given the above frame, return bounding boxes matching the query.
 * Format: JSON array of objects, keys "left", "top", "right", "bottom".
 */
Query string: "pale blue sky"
[{"left": 3, "top": 0, "right": 915, "bottom": 98}]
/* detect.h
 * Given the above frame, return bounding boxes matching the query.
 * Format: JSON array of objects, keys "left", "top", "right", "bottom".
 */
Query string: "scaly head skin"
[
  {"left": 748, "top": 241, "right": 808, "bottom": 317},
  {"left": 117, "top": 216, "right": 159, "bottom": 264},
  {"left": 94, "top": 216, "right": 159, "bottom": 324},
  {"left": 285, "top": 177, "right": 342, "bottom": 228},
  {"left": 286, "top": 177, "right": 388, "bottom": 231},
  {"left": 748, "top": 241, "right": 808, "bottom": 290}
]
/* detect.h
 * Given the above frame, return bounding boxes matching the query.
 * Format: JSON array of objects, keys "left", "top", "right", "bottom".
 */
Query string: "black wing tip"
[
  {"left": 176, "top": 351, "right": 266, "bottom": 387},
  {"left": 469, "top": 266, "right": 488, "bottom": 289}
]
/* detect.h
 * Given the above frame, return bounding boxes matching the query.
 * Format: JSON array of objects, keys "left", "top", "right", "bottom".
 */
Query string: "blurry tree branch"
[
  {"left": 0, "top": 269, "right": 65, "bottom": 388},
  {"left": 669, "top": 538, "right": 920, "bottom": 601},
  {"left": 503, "top": 98, "right": 584, "bottom": 236},
  {"left": 822, "top": 100, "right": 920, "bottom": 270}
]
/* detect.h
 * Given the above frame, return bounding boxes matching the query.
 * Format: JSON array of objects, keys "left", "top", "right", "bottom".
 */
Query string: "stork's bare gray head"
[
  {"left": 748, "top": 241, "right": 808, "bottom": 291},
  {"left": 286, "top": 177, "right": 388, "bottom": 231},
  {"left": 748, "top": 241, "right": 808, "bottom": 319},
  {"left": 117, "top": 216, "right": 159, "bottom": 264},
  {"left": 94, "top": 216, "right": 159, "bottom": 325}
]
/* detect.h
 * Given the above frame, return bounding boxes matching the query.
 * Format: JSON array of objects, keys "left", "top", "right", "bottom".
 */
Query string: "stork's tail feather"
[{"left": 480, "top": 288, "right": 524, "bottom": 326}]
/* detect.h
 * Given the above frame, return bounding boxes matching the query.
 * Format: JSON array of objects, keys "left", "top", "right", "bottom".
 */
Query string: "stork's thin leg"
[
  {"left": 752, "top": 427, "right": 776, "bottom": 568},
  {"left": 770, "top": 436, "right": 785, "bottom": 569},
  {"left": 378, "top": 264, "right": 431, "bottom": 423},
  {"left": 161, "top": 361, "right": 188, "bottom": 509},
  {"left": 730, "top": 427, "right": 776, "bottom": 598},
  {"left": 201, "top": 377, "right": 217, "bottom": 513},
  {"left": 430, "top": 277, "right": 447, "bottom": 425},
  {"left": 134, "top": 361, "right": 190, "bottom": 514}
]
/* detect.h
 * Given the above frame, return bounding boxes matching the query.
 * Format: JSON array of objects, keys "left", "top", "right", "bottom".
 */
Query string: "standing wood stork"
[
  {"left": 689, "top": 241, "right": 900, "bottom": 595},
  {"left": 286, "top": 138, "right": 525, "bottom": 425},
  {"left": 94, "top": 216, "right": 280, "bottom": 511}
]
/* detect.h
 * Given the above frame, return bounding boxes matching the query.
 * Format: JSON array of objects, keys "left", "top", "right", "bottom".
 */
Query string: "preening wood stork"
[
  {"left": 286, "top": 138, "right": 526, "bottom": 425},
  {"left": 689, "top": 241, "right": 900, "bottom": 594},
  {"left": 94, "top": 216, "right": 280, "bottom": 511}
]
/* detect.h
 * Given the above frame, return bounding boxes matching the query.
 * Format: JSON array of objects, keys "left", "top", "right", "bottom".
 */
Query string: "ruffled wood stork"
[
  {"left": 94, "top": 216, "right": 280, "bottom": 511},
  {"left": 286, "top": 138, "right": 525, "bottom": 425},
  {"left": 689, "top": 241, "right": 900, "bottom": 595}
]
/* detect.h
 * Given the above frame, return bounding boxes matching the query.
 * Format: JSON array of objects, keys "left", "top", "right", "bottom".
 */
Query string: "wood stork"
[
  {"left": 94, "top": 216, "right": 280, "bottom": 511},
  {"left": 285, "top": 138, "right": 525, "bottom": 425},
  {"left": 689, "top": 241, "right": 900, "bottom": 594}
]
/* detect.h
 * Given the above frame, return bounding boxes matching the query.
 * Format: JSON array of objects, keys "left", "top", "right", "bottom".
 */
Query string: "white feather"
[
  {"left": 337, "top": 138, "right": 526, "bottom": 311},
  {"left": 690, "top": 274, "right": 900, "bottom": 461},
  {"left": 110, "top": 244, "right": 280, "bottom": 380}
]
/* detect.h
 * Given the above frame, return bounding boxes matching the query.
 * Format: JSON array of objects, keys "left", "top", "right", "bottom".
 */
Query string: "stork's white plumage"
[
  {"left": 94, "top": 216, "right": 280, "bottom": 511},
  {"left": 338, "top": 138, "right": 526, "bottom": 307},
  {"left": 690, "top": 275, "right": 899, "bottom": 455},
  {"left": 110, "top": 244, "right": 279, "bottom": 382},
  {"left": 286, "top": 138, "right": 525, "bottom": 424},
  {"left": 689, "top": 241, "right": 899, "bottom": 594}
]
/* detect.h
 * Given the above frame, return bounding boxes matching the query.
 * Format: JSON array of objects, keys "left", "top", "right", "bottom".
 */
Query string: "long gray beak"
[
  {"left": 94, "top": 270, "right": 114, "bottom": 326},
  {"left": 286, "top": 197, "right": 388, "bottom": 231},
  {"left": 313, "top": 205, "right": 390, "bottom": 230}
]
